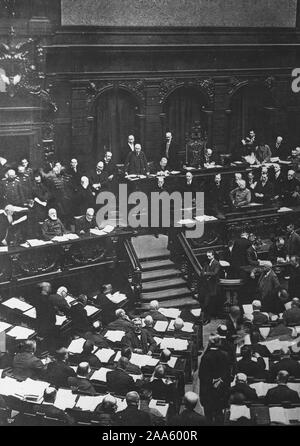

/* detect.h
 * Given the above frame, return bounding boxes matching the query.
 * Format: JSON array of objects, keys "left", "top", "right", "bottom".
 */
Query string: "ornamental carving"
[
  {"left": 228, "top": 75, "right": 276, "bottom": 96},
  {"left": 86, "top": 79, "right": 146, "bottom": 106},
  {"left": 159, "top": 77, "right": 215, "bottom": 105}
]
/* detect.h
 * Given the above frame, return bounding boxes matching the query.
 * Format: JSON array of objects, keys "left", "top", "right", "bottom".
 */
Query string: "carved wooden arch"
[
  {"left": 227, "top": 76, "right": 276, "bottom": 109},
  {"left": 86, "top": 80, "right": 145, "bottom": 118},
  {"left": 159, "top": 78, "right": 214, "bottom": 109}
]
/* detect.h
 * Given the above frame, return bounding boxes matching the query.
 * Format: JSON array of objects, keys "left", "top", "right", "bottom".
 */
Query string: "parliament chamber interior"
[{"left": 1, "top": 0, "right": 300, "bottom": 428}]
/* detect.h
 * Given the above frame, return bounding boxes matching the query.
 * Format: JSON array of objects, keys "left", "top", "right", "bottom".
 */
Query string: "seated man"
[
  {"left": 13, "top": 340, "right": 45, "bottom": 381},
  {"left": 229, "top": 179, "right": 251, "bottom": 209},
  {"left": 282, "top": 297, "right": 300, "bottom": 325},
  {"left": 270, "top": 348, "right": 300, "bottom": 380},
  {"left": 46, "top": 347, "right": 76, "bottom": 388},
  {"left": 75, "top": 208, "right": 98, "bottom": 234},
  {"left": 116, "top": 391, "right": 152, "bottom": 426},
  {"left": 283, "top": 170, "right": 300, "bottom": 206},
  {"left": 68, "top": 362, "right": 96, "bottom": 395},
  {"left": 108, "top": 309, "right": 133, "bottom": 332},
  {"left": 49, "top": 286, "right": 71, "bottom": 315},
  {"left": 253, "top": 172, "right": 274, "bottom": 204},
  {"left": 143, "top": 315, "right": 156, "bottom": 337},
  {"left": 122, "top": 317, "right": 156, "bottom": 355},
  {"left": 255, "top": 142, "right": 272, "bottom": 164},
  {"left": 34, "top": 387, "right": 74, "bottom": 425},
  {"left": 84, "top": 321, "right": 109, "bottom": 349},
  {"left": 265, "top": 370, "right": 300, "bottom": 405},
  {"left": 236, "top": 345, "right": 266, "bottom": 379},
  {"left": 147, "top": 364, "right": 178, "bottom": 403},
  {"left": 273, "top": 164, "right": 286, "bottom": 201},
  {"left": 120, "top": 347, "right": 142, "bottom": 375},
  {"left": 106, "top": 357, "right": 137, "bottom": 396},
  {"left": 94, "top": 394, "right": 118, "bottom": 426},
  {"left": 252, "top": 300, "right": 269, "bottom": 325},
  {"left": 156, "top": 157, "right": 170, "bottom": 175},
  {"left": 77, "top": 340, "right": 101, "bottom": 369},
  {"left": 169, "top": 391, "right": 208, "bottom": 426},
  {"left": 229, "top": 373, "right": 258, "bottom": 404},
  {"left": 41, "top": 208, "right": 66, "bottom": 240},
  {"left": 89, "top": 161, "right": 109, "bottom": 195},
  {"left": 141, "top": 300, "right": 168, "bottom": 322}
]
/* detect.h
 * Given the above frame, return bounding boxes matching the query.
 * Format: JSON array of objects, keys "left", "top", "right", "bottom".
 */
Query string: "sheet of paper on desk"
[
  {"left": 182, "top": 322, "right": 194, "bottom": 333},
  {"left": 20, "top": 379, "right": 50, "bottom": 399},
  {"left": 94, "top": 348, "right": 116, "bottom": 363},
  {"left": 130, "top": 353, "right": 159, "bottom": 368},
  {"left": 158, "top": 308, "right": 181, "bottom": 319},
  {"left": 259, "top": 339, "right": 282, "bottom": 353},
  {"left": 0, "top": 246, "right": 8, "bottom": 252},
  {"left": 190, "top": 308, "right": 201, "bottom": 317},
  {"left": 2, "top": 297, "right": 33, "bottom": 312},
  {"left": 160, "top": 338, "right": 188, "bottom": 351},
  {"left": 154, "top": 321, "right": 169, "bottom": 332},
  {"left": 0, "top": 321, "right": 12, "bottom": 332},
  {"left": 107, "top": 292, "right": 127, "bottom": 304},
  {"left": 85, "top": 305, "right": 99, "bottom": 317},
  {"left": 103, "top": 225, "right": 115, "bottom": 233},
  {"left": 24, "top": 307, "right": 36, "bottom": 319},
  {"left": 229, "top": 405, "right": 250, "bottom": 421},
  {"left": 55, "top": 315, "right": 67, "bottom": 326},
  {"left": 115, "top": 397, "right": 127, "bottom": 412},
  {"left": 243, "top": 304, "right": 253, "bottom": 314},
  {"left": 76, "top": 395, "right": 104, "bottom": 412},
  {"left": 65, "top": 295, "right": 75, "bottom": 305},
  {"left": 65, "top": 233, "right": 79, "bottom": 240},
  {"left": 278, "top": 207, "right": 293, "bottom": 213},
  {"left": 149, "top": 400, "right": 169, "bottom": 418},
  {"left": 104, "top": 330, "right": 125, "bottom": 343},
  {"left": 90, "top": 228, "right": 106, "bottom": 236},
  {"left": 0, "top": 377, "right": 19, "bottom": 395},
  {"left": 6, "top": 326, "right": 35, "bottom": 339},
  {"left": 54, "top": 389, "right": 77, "bottom": 410},
  {"left": 27, "top": 239, "right": 53, "bottom": 247},
  {"left": 90, "top": 367, "right": 111, "bottom": 382},
  {"left": 269, "top": 407, "right": 288, "bottom": 424},
  {"left": 286, "top": 407, "right": 300, "bottom": 422},
  {"left": 167, "top": 357, "right": 177, "bottom": 368},
  {"left": 68, "top": 338, "right": 86, "bottom": 354},
  {"left": 51, "top": 235, "right": 71, "bottom": 242}
]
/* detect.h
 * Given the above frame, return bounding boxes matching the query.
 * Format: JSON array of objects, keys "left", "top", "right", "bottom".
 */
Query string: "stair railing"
[{"left": 123, "top": 239, "right": 142, "bottom": 301}]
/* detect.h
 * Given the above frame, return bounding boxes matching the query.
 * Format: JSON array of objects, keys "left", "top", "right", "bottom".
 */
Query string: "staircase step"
[
  {"left": 141, "top": 287, "right": 192, "bottom": 302},
  {"left": 139, "top": 254, "right": 170, "bottom": 262},
  {"left": 140, "top": 259, "right": 175, "bottom": 271},
  {"left": 142, "top": 277, "right": 187, "bottom": 291},
  {"left": 141, "top": 268, "right": 181, "bottom": 281},
  {"left": 138, "top": 296, "right": 200, "bottom": 310}
]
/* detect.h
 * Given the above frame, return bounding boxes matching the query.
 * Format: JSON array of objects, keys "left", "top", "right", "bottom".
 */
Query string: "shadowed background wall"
[{"left": 61, "top": 0, "right": 297, "bottom": 27}]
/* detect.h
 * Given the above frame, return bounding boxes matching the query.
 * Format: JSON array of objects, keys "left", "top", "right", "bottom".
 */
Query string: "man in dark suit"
[
  {"left": 226, "top": 306, "right": 242, "bottom": 343},
  {"left": 49, "top": 286, "right": 71, "bottom": 315},
  {"left": 75, "top": 208, "right": 98, "bottom": 234},
  {"left": 231, "top": 232, "right": 251, "bottom": 277},
  {"left": 283, "top": 170, "right": 300, "bottom": 206},
  {"left": 115, "top": 391, "right": 152, "bottom": 426},
  {"left": 89, "top": 161, "right": 109, "bottom": 195},
  {"left": 120, "top": 347, "right": 142, "bottom": 375},
  {"left": 236, "top": 345, "right": 266, "bottom": 379},
  {"left": 257, "top": 267, "right": 281, "bottom": 313},
  {"left": 122, "top": 317, "right": 156, "bottom": 355},
  {"left": 94, "top": 283, "right": 117, "bottom": 326},
  {"left": 46, "top": 347, "right": 76, "bottom": 388},
  {"left": 68, "top": 362, "right": 96, "bottom": 395},
  {"left": 74, "top": 176, "right": 95, "bottom": 216},
  {"left": 289, "top": 257, "right": 300, "bottom": 299},
  {"left": 102, "top": 151, "right": 117, "bottom": 182},
  {"left": 156, "top": 157, "right": 170, "bottom": 175},
  {"left": 34, "top": 387, "right": 74, "bottom": 425},
  {"left": 265, "top": 370, "right": 300, "bottom": 404},
  {"left": 287, "top": 224, "right": 300, "bottom": 258},
  {"left": 207, "top": 173, "right": 227, "bottom": 219},
  {"left": 169, "top": 391, "right": 208, "bottom": 426},
  {"left": 246, "top": 236, "right": 260, "bottom": 267},
  {"left": 147, "top": 364, "right": 178, "bottom": 404},
  {"left": 12, "top": 340, "right": 45, "bottom": 381},
  {"left": 107, "top": 309, "right": 133, "bottom": 332},
  {"left": 35, "top": 282, "right": 57, "bottom": 341},
  {"left": 162, "top": 132, "right": 179, "bottom": 170},
  {"left": 201, "top": 249, "right": 221, "bottom": 324},
  {"left": 77, "top": 340, "right": 101, "bottom": 369},
  {"left": 273, "top": 136, "right": 287, "bottom": 160},
  {"left": 124, "top": 144, "right": 149, "bottom": 176},
  {"left": 273, "top": 164, "right": 286, "bottom": 201},
  {"left": 65, "top": 158, "right": 83, "bottom": 190},
  {"left": 283, "top": 297, "right": 300, "bottom": 325},
  {"left": 253, "top": 172, "right": 274, "bottom": 204},
  {"left": 229, "top": 373, "right": 258, "bottom": 404},
  {"left": 251, "top": 300, "right": 269, "bottom": 325},
  {"left": 270, "top": 349, "right": 300, "bottom": 380},
  {"left": 107, "top": 357, "right": 137, "bottom": 396},
  {"left": 141, "top": 300, "right": 168, "bottom": 322},
  {"left": 123, "top": 134, "right": 135, "bottom": 161},
  {"left": 68, "top": 294, "right": 92, "bottom": 336}
]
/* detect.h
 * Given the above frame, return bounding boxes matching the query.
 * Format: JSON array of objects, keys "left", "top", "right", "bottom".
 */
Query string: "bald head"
[
  {"left": 184, "top": 391, "right": 199, "bottom": 410},
  {"left": 102, "top": 394, "right": 117, "bottom": 412},
  {"left": 116, "top": 308, "right": 125, "bottom": 319},
  {"left": 150, "top": 300, "right": 159, "bottom": 311},
  {"left": 126, "top": 391, "right": 140, "bottom": 406},
  {"left": 144, "top": 315, "right": 154, "bottom": 327},
  {"left": 174, "top": 318, "right": 184, "bottom": 330},
  {"left": 252, "top": 300, "right": 262, "bottom": 311}
]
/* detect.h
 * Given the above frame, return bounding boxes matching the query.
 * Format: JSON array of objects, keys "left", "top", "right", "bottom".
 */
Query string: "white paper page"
[
  {"left": 167, "top": 357, "right": 177, "bottom": 368},
  {"left": 158, "top": 308, "right": 181, "bottom": 319},
  {"left": 115, "top": 397, "right": 127, "bottom": 412},
  {"left": 94, "top": 348, "right": 116, "bottom": 363},
  {"left": 229, "top": 405, "right": 251, "bottom": 421},
  {"left": 55, "top": 315, "right": 67, "bottom": 326},
  {"left": 90, "top": 367, "right": 111, "bottom": 382},
  {"left": 68, "top": 338, "right": 86, "bottom": 354},
  {"left": 149, "top": 399, "right": 169, "bottom": 418},
  {"left": 190, "top": 308, "right": 201, "bottom": 317},
  {"left": 65, "top": 233, "right": 79, "bottom": 240},
  {"left": 85, "top": 305, "right": 99, "bottom": 317},
  {"left": 24, "top": 308, "right": 37, "bottom": 319},
  {"left": 106, "top": 293, "right": 127, "bottom": 304},
  {"left": 285, "top": 301, "right": 292, "bottom": 310},
  {"left": 0, "top": 321, "right": 12, "bottom": 332},
  {"left": 269, "top": 407, "right": 288, "bottom": 424},
  {"left": 0, "top": 247, "right": 8, "bottom": 252},
  {"left": 181, "top": 322, "right": 194, "bottom": 333},
  {"left": 76, "top": 395, "right": 104, "bottom": 412},
  {"left": 130, "top": 353, "right": 159, "bottom": 368},
  {"left": 259, "top": 327, "right": 270, "bottom": 339},
  {"left": 154, "top": 321, "right": 169, "bottom": 333},
  {"left": 90, "top": 228, "right": 106, "bottom": 236},
  {"left": 104, "top": 330, "right": 125, "bottom": 343},
  {"left": 54, "top": 388, "right": 77, "bottom": 410},
  {"left": 160, "top": 338, "right": 188, "bottom": 351},
  {"left": 20, "top": 379, "right": 50, "bottom": 398},
  {"left": 0, "top": 377, "right": 19, "bottom": 396},
  {"left": 2, "top": 298, "right": 32, "bottom": 312},
  {"left": 6, "top": 326, "right": 35, "bottom": 339}
]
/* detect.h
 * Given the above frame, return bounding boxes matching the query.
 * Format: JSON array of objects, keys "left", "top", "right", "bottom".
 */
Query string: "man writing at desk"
[
  {"left": 75, "top": 208, "right": 98, "bottom": 234},
  {"left": 124, "top": 144, "right": 149, "bottom": 176},
  {"left": 41, "top": 208, "right": 66, "bottom": 240}
]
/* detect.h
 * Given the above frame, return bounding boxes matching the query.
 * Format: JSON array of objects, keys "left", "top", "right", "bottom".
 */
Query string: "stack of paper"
[
  {"left": 2, "top": 298, "right": 33, "bottom": 312},
  {"left": 154, "top": 321, "right": 169, "bottom": 333},
  {"left": 190, "top": 308, "right": 201, "bottom": 317},
  {"left": 159, "top": 338, "right": 188, "bottom": 351},
  {"left": 6, "top": 326, "right": 35, "bottom": 340},
  {"left": 158, "top": 308, "right": 181, "bottom": 319},
  {"left": 229, "top": 405, "right": 251, "bottom": 421},
  {"left": 76, "top": 395, "right": 104, "bottom": 412},
  {"left": 27, "top": 239, "right": 53, "bottom": 247},
  {"left": 85, "top": 305, "right": 99, "bottom": 317},
  {"left": 129, "top": 353, "right": 159, "bottom": 368},
  {"left": 90, "top": 228, "right": 107, "bottom": 236},
  {"left": 106, "top": 292, "right": 127, "bottom": 304},
  {"left": 94, "top": 348, "right": 116, "bottom": 363},
  {"left": 149, "top": 400, "right": 169, "bottom": 418},
  {"left": 68, "top": 338, "right": 86, "bottom": 354},
  {"left": 64, "top": 233, "right": 79, "bottom": 240},
  {"left": 286, "top": 407, "right": 300, "bottom": 423},
  {"left": 104, "top": 330, "right": 125, "bottom": 343},
  {"left": 0, "top": 321, "right": 12, "bottom": 332},
  {"left": 54, "top": 388, "right": 77, "bottom": 410},
  {"left": 269, "top": 407, "right": 288, "bottom": 424}
]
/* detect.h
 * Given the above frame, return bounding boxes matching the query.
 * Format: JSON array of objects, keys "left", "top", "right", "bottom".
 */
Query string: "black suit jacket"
[
  {"left": 236, "top": 358, "right": 266, "bottom": 379},
  {"left": 252, "top": 310, "right": 269, "bottom": 326},
  {"left": 170, "top": 409, "right": 208, "bottom": 426},
  {"left": 116, "top": 405, "right": 152, "bottom": 426},
  {"left": 229, "top": 382, "right": 258, "bottom": 403},
  {"left": 106, "top": 368, "right": 136, "bottom": 396},
  {"left": 46, "top": 360, "right": 76, "bottom": 388},
  {"left": 287, "top": 232, "right": 300, "bottom": 257},
  {"left": 270, "top": 358, "right": 300, "bottom": 380},
  {"left": 68, "top": 376, "right": 96, "bottom": 395},
  {"left": 246, "top": 246, "right": 259, "bottom": 266},
  {"left": 203, "top": 259, "right": 221, "bottom": 296},
  {"left": 122, "top": 329, "right": 156, "bottom": 354},
  {"left": 232, "top": 237, "right": 252, "bottom": 269},
  {"left": 265, "top": 385, "right": 300, "bottom": 405},
  {"left": 161, "top": 139, "right": 179, "bottom": 169},
  {"left": 34, "top": 403, "right": 74, "bottom": 425}
]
